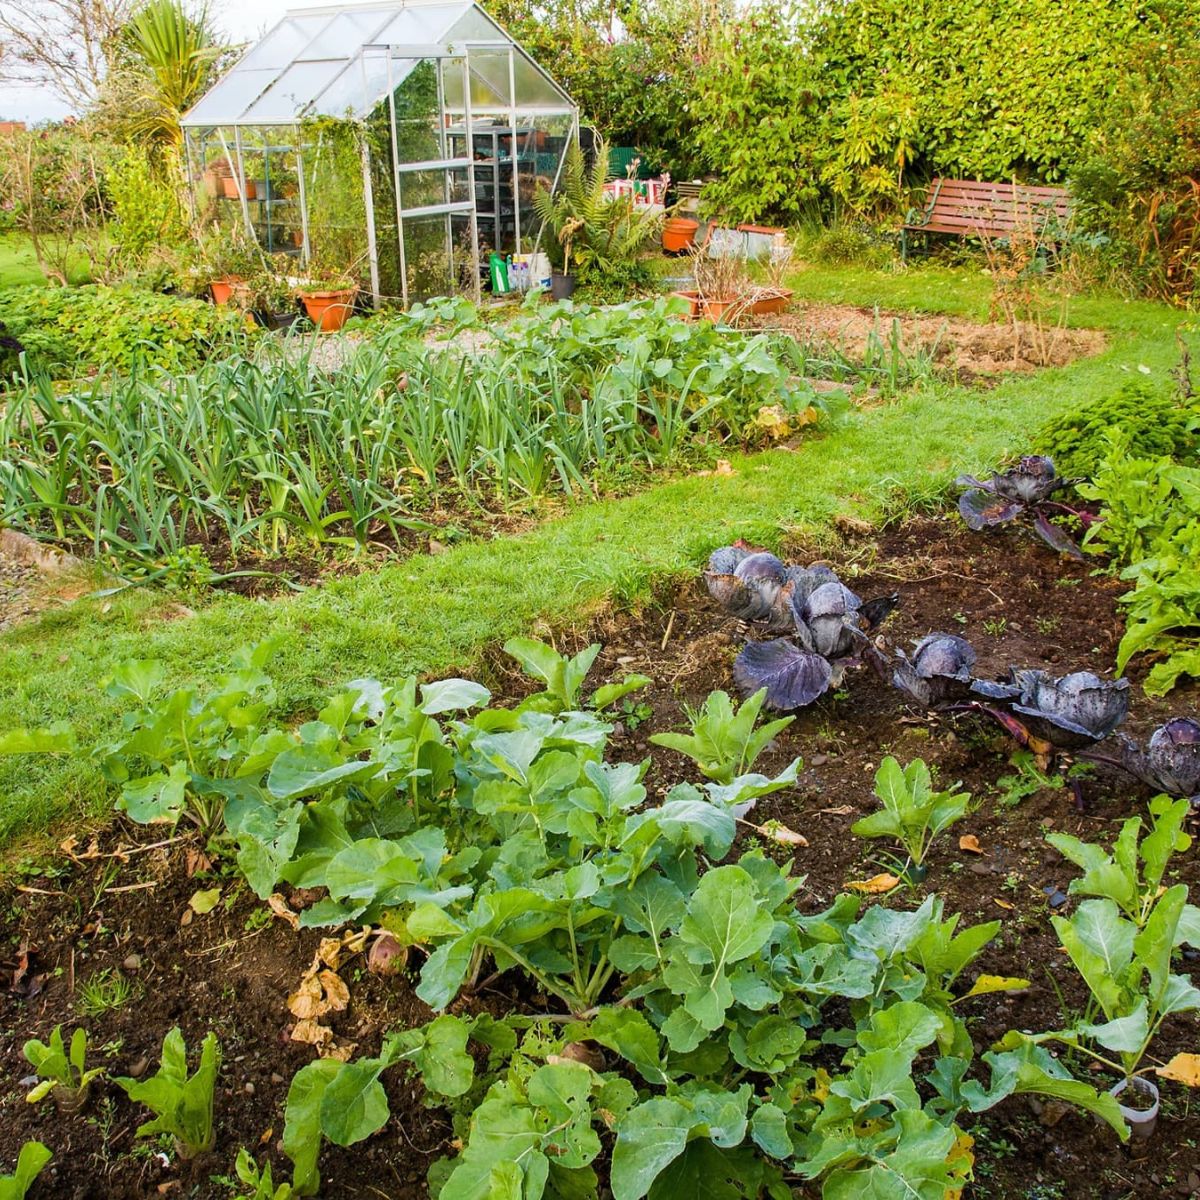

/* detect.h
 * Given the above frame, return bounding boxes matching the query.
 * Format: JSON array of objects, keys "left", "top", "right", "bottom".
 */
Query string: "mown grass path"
[{"left": 0, "top": 266, "right": 1185, "bottom": 843}]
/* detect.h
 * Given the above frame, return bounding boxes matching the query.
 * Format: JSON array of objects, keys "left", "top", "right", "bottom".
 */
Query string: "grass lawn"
[
  {"left": 0, "top": 263, "right": 1187, "bottom": 847},
  {"left": 0, "top": 231, "right": 95, "bottom": 287}
]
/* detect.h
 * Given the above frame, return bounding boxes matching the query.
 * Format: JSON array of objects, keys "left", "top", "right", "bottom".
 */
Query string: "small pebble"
[
  {"left": 122, "top": 954, "right": 142, "bottom": 971},
  {"left": 271, "top": 1073, "right": 284, "bottom": 1085},
  {"left": 244, "top": 1082, "right": 255, "bottom": 1095}
]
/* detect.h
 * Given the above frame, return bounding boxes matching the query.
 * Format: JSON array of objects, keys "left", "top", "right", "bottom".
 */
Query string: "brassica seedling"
[
  {"left": 23, "top": 1025, "right": 105, "bottom": 1110},
  {"left": 852, "top": 756, "right": 969, "bottom": 875},
  {"left": 650, "top": 688, "right": 792, "bottom": 784},
  {"left": 116, "top": 1027, "right": 220, "bottom": 1159},
  {"left": 0, "top": 1142, "right": 51, "bottom": 1200},
  {"left": 231, "top": 1149, "right": 294, "bottom": 1200}
]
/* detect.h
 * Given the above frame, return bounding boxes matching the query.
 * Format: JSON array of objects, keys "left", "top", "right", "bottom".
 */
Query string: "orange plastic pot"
[
  {"left": 220, "top": 177, "right": 240, "bottom": 199},
  {"left": 210, "top": 276, "right": 242, "bottom": 305},
  {"left": 748, "top": 288, "right": 793, "bottom": 315},
  {"left": 662, "top": 217, "right": 700, "bottom": 254},
  {"left": 300, "top": 287, "right": 358, "bottom": 332}
]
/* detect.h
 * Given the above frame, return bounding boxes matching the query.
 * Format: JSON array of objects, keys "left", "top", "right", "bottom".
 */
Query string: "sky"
[{"left": 0, "top": 0, "right": 318, "bottom": 122}]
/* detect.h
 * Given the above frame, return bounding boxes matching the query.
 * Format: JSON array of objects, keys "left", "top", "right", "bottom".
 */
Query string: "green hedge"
[
  {"left": 692, "top": 0, "right": 1157, "bottom": 223},
  {"left": 0, "top": 285, "right": 249, "bottom": 379}
]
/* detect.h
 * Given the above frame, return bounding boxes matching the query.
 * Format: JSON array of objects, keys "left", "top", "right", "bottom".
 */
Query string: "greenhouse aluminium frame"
[{"left": 181, "top": 1, "right": 579, "bottom": 306}]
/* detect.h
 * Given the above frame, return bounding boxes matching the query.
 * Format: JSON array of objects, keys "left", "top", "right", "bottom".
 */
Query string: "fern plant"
[{"left": 532, "top": 137, "right": 662, "bottom": 280}]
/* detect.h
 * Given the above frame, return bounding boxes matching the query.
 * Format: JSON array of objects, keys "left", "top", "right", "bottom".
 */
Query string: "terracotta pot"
[
  {"left": 662, "top": 217, "right": 700, "bottom": 254},
  {"left": 748, "top": 287, "right": 794, "bottom": 316},
  {"left": 670, "top": 289, "right": 703, "bottom": 319},
  {"left": 220, "top": 176, "right": 240, "bottom": 199},
  {"left": 699, "top": 295, "right": 745, "bottom": 324},
  {"left": 299, "top": 287, "right": 358, "bottom": 332},
  {"left": 209, "top": 276, "right": 242, "bottom": 305}
]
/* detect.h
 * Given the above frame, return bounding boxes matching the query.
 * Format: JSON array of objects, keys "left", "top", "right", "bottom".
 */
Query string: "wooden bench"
[{"left": 901, "top": 178, "right": 1072, "bottom": 260}]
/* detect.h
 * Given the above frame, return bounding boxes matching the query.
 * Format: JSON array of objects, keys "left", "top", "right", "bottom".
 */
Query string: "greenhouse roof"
[{"left": 181, "top": 0, "right": 576, "bottom": 128}]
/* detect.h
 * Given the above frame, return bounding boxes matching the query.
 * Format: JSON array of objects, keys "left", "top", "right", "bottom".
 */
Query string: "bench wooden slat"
[{"left": 902, "top": 177, "right": 1072, "bottom": 248}]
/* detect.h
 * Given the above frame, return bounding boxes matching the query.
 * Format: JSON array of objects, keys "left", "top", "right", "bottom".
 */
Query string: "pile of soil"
[
  {"left": 761, "top": 302, "right": 1107, "bottom": 381},
  {"left": 1, "top": 517, "right": 1196, "bottom": 1199}
]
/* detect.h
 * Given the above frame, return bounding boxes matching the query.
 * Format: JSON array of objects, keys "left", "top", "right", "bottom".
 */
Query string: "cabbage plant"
[
  {"left": 892, "top": 633, "right": 977, "bottom": 708},
  {"left": 971, "top": 668, "right": 1130, "bottom": 751},
  {"left": 705, "top": 543, "right": 896, "bottom": 709},
  {"left": 957, "top": 454, "right": 1087, "bottom": 557},
  {"left": 1115, "top": 717, "right": 1200, "bottom": 802}
]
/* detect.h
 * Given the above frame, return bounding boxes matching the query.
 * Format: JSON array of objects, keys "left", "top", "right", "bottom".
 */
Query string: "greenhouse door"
[{"left": 385, "top": 48, "right": 480, "bottom": 307}]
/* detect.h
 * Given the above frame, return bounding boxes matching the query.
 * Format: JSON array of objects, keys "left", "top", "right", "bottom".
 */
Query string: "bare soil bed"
[
  {"left": 1, "top": 516, "right": 1196, "bottom": 1199},
  {"left": 760, "top": 302, "right": 1107, "bottom": 381}
]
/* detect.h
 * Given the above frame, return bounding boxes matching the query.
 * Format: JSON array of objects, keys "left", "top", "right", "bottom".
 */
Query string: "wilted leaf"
[
  {"left": 847, "top": 873, "right": 900, "bottom": 894},
  {"left": 1157, "top": 1053, "right": 1200, "bottom": 1087},
  {"left": 960, "top": 974, "right": 1030, "bottom": 999},
  {"left": 291, "top": 1018, "right": 334, "bottom": 1048},
  {"left": 958, "top": 834, "right": 984, "bottom": 855},
  {"left": 993, "top": 898, "right": 1015, "bottom": 911},
  {"left": 268, "top": 893, "right": 300, "bottom": 930},
  {"left": 188, "top": 888, "right": 221, "bottom": 915},
  {"left": 288, "top": 969, "right": 350, "bottom": 1020}
]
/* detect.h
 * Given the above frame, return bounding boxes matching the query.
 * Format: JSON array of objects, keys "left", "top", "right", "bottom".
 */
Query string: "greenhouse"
[{"left": 180, "top": 0, "right": 579, "bottom": 305}]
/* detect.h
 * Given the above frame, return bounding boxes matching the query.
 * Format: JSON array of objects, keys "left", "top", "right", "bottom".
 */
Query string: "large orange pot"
[
  {"left": 210, "top": 276, "right": 242, "bottom": 305},
  {"left": 300, "top": 287, "right": 358, "bottom": 332},
  {"left": 662, "top": 217, "right": 700, "bottom": 254}
]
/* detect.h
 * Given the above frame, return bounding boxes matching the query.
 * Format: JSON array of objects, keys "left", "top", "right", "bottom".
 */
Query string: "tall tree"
[{"left": 0, "top": 0, "right": 137, "bottom": 109}]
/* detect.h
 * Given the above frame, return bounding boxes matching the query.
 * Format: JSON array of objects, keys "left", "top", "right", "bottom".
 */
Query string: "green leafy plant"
[
  {"left": 115, "top": 1028, "right": 221, "bottom": 1159},
  {"left": 1037, "top": 381, "right": 1199, "bottom": 481},
  {"left": 532, "top": 137, "right": 662, "bottom": 281},
  {"left": 851, "top": 756, "right": 970, "bottom": 877},
  {"left": 650, "top": 688, "right": 793, "bottom": 784},
  {"left": 503, "top": 637, "right": 650, "bottom": 714},
  {"left": 1080, "top": 434, "right": 1200, "bottom": 694},
  {"left": 0, "top": 1143, "right": 51, "bottom": 1200},
  {"left": 282, "top": 1015, "right": 473, "bottom": 1195},
  {"left": 229, "top": 1149, "right": 294, "bottom": 1200},
  {"left": 23, "top": 1025, "right": 106, "bottom": 1108},
  {"left": 1008, "top": 797, "right": 1200, "bottom": 1082}
]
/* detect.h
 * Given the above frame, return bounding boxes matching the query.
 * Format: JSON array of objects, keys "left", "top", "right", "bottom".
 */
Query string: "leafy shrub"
[
  {"left": 694, "top": 0, "right": 1145, "bottom": 224},
  {"left": 807, "top": 222, "right": 893, "bottom": 268},
  {"left": 0, "top": 284, "right": 247, "bottom": 379},
  {"left": 1081, "top": 435, "right": 1200, "bottom": 694},
  {"left": 1071, "top": 1, "right": 1200, "bottom": 300},
  {"left": 1037, "top": 382, "right": 1199, "bottom": 480}
]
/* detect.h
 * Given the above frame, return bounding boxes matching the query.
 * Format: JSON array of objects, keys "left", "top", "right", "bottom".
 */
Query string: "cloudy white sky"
[{"left": 0, "top": 0, "right": 321, "bottom": 121}]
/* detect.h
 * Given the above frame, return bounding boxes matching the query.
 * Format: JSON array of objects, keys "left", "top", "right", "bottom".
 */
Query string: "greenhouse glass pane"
[
  {"left": 466, "top": 50, "right": 511, "bottom": 108},
  {"left": 296, "top": 9, "right": 391, "bottom": 60},
  {"left": 238, "top": 16, "right": 330, "bottom": 72},
  {"left": 242, "top": 60, "right": 347, "bottom": 122},
  {"left": 513, "top": 55, "right": 567, "bottom": 107},
  {"left": 185, "top": 68, "right": 277, "bottom": 124},
  {"left": 373, "top": 3, "right": 471, "bottom": 46},
  {"left": 446, "top": 8, "right": 504, "bottom": 42}
]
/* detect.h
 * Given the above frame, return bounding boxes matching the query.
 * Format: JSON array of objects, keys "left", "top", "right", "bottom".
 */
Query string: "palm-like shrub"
[{"left": 532, "top": 138, "right": 662, "bottom": 283}]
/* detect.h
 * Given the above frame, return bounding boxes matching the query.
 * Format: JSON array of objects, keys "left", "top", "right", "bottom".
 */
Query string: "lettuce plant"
[
  {"left": 1008, "top": 797, "right": 1200, "bottom": 1082},
  {"left": 231, "top": 1150, "right": 294, "bottom": 1200},
  {"left": 23, "top": 1025, "right": 105, "bottom": 1110},
  {"left": 851, "top": 757, "right": 970, "bottom": 878},
  {"left": 116, "top": 1028, "right": 221, "bottom": 1159},
  {"left": 0, "top": 1143, "right": 51, "bottom": 1200},
  {"left": 649, "top": 687, "right": 793, "bottom": 785}
]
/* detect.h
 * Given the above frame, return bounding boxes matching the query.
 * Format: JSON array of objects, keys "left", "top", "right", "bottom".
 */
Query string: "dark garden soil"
[{"left": 2, "top": 516, "right": 1197, "bottom": 1199}]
